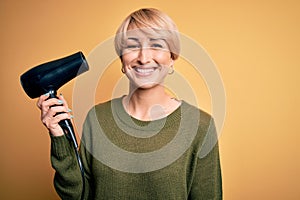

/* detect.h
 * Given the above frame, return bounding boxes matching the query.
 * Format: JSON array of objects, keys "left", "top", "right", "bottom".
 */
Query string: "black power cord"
[
  {"left": 63, "top": 123, "right": 85, "bottom": 200},
  {"left": 71, "top": 142, "right": 85, "bottom": 200}
]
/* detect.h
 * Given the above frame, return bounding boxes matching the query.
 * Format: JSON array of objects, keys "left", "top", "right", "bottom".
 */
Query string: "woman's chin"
[{"left": 131, "top": 80, "right": 163, "bottom": 90}]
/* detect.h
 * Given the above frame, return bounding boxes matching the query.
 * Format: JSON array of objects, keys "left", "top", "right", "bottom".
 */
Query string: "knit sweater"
[{"left": 50, "top": 97, "right": 222, "bottom": 200}]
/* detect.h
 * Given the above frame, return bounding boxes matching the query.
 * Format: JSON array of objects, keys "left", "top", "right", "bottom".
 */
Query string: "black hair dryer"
[{"left": 20, "top": 51, "right": 89, "bottom": 149}]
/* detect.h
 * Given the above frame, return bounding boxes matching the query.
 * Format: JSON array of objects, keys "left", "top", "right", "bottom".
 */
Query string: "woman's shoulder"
[{"left": 181, "top": 101, "right": 218, "bottom": 158}]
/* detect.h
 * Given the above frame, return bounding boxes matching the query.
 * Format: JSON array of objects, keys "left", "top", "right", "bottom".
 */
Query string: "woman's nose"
[{"left": 137, "top": 47, "right": 152, "bottom": 64}]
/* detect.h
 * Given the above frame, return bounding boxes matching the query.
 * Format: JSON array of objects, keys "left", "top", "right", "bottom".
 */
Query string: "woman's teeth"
[{"left": 135, "top": 67, "right": 155, "bottom": 74}]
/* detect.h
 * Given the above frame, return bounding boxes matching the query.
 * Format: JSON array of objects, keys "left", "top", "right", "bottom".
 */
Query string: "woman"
[{"left": 37, "top": 8, "right": 222, "bottom": 199}]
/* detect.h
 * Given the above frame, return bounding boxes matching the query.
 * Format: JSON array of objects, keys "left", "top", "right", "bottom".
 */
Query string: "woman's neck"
[{"left": 123, "top": 84, "right": 181, "bottom": 121}]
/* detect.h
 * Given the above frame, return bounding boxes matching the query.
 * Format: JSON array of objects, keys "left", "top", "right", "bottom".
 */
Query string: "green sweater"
[{"left": 50, "top": 98, "right": 222, "bottom": 199}]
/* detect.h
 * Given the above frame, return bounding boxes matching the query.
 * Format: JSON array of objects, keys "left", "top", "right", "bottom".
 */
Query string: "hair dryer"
[
  {"left": 20, "top": 52, "right": 89, "bottom": 199},
  {"left": 20, "top": 51, "right": 89, "bottom": 149}
]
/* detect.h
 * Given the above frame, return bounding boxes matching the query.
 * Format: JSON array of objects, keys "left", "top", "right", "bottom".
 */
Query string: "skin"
[
  {"left": 121, "top": 28, "right": 181, "bottom": 121},
  {"left": 37, "top": 27, "right": 181, "bottom": 136}
]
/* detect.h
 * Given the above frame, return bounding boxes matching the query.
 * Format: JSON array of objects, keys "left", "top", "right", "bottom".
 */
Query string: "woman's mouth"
[{"left": 134, "top": 67, "right": 157, "bottom": 76}]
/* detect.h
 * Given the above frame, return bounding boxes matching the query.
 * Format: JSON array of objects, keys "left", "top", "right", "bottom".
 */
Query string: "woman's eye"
[
  {"left": 151, "top": 43, "right": 164, "bottom": 49},
  {"left": 126, "top": 45, "right": 140, "bottom": 49}
]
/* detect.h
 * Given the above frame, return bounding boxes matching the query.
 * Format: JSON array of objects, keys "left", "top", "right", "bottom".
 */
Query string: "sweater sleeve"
[
  {"left": 188, "top": 142, "right": 223, "bottom": 200},
  {"left": 50, "top": 134, "right": 93, "bottom": 200},
  {"left": 188, "top": 116, "right": 223, "bottom": 200}
]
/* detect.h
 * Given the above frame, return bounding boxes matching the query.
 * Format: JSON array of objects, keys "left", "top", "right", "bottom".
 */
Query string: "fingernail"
[
  {"left": 67, "top": 108, "right": 72, "bottom": 112},
  {"left": 70, "top": 115, "right": 74, "bottom": 119},
  {"left": 44, "top": 92, "right": 50, "bottom": 96},
  {"left": 57, "top": 100, "right": 64, "bottom": 104}
]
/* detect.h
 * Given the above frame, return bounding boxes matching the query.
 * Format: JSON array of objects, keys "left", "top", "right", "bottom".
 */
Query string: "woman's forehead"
[{"left": 124, "top": 27, "right": 168, "bottom": 40}]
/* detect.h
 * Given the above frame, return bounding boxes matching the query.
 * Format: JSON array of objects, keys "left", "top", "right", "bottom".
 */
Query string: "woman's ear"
[
  {"left": 170, "top": 59, "right": 174, "bottom": 67},
  {"left": 120, "top": 58, "right": 126, "bottom": 73},
  {"left": 121, "top": 67, "right": 126, "bottom": 73}
]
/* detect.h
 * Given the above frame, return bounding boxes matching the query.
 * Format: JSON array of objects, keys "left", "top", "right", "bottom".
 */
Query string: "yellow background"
[{"left": 1, "top": 0, "right": 299, "bottom": 199}]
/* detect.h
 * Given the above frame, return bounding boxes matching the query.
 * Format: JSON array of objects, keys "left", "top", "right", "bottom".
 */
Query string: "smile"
[{"left": 134, "top": 67, "right": 156, "bottom": 75}]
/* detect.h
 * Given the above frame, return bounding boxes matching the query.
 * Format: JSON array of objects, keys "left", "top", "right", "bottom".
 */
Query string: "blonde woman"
[{"left": 37, "top": 8, "right": 222, "bottom": 199}]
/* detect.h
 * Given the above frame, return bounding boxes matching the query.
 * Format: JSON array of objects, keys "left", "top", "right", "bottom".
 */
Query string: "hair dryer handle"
[{"left": 59, "top": 119, "right": 79, "bottom": 149}]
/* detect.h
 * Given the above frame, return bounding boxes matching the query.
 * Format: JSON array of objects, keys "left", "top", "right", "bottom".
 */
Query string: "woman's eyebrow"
[
  {"left": 149, "top": 38, "right": 166, "bottom": 42},
  {"left": 126, "top": 37, "right": 139, "bottom": 42},
  {"left": 125, "top": 37, "right": 167, "bottom": 44}
]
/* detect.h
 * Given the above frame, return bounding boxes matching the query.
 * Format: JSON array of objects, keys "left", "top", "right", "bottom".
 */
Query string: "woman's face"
[{"left": 121, "top": 28, "right": 174, "bottom": 89}]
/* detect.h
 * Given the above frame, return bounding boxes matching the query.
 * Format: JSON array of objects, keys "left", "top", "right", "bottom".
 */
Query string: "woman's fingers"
[
  {"left": 42, "top": 112, "right": 72, "bottom": 129},
  {"left": 58, "top": 94, "right": 69, "bottom": 108},
  {"left": 45, "top": 103, "right": 69, "bottom": 116},
  {"left": 37, "top": 93, "right": 50, "bottom": 109},
  {"left": 39, "top": 96, "right": 65, "bottom": 116},
  {"left": 37, "top": 93, "right": 73, "bottom": 136}
]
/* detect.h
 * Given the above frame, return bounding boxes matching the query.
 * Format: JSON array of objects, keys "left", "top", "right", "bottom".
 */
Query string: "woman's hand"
[{"left": 37, "top": 93, "right": 72, "bottom": 137}]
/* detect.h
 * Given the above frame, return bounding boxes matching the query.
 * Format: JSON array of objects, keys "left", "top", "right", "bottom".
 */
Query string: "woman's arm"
[
  {"left": 188, "top": 116, "right": 223, "bottom": 200},
  {"left": 50, "top": 134, "right": 93, "bottom": 199},
  {"left": 188, "top": 142, "right": 222, "bottom": 200},
  {"left": 37, "top": 94, "right": 93, "bottom": 199}
]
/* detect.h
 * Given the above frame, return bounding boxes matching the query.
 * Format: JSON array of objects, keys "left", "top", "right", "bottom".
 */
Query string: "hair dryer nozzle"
[{"left": 20, "top": 52, "right": 89, "bottom": 99}]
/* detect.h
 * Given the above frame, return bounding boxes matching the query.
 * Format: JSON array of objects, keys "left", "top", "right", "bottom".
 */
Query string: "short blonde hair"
[{"left": 114, "top": 8, "right": 180, "bottom": 60}]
